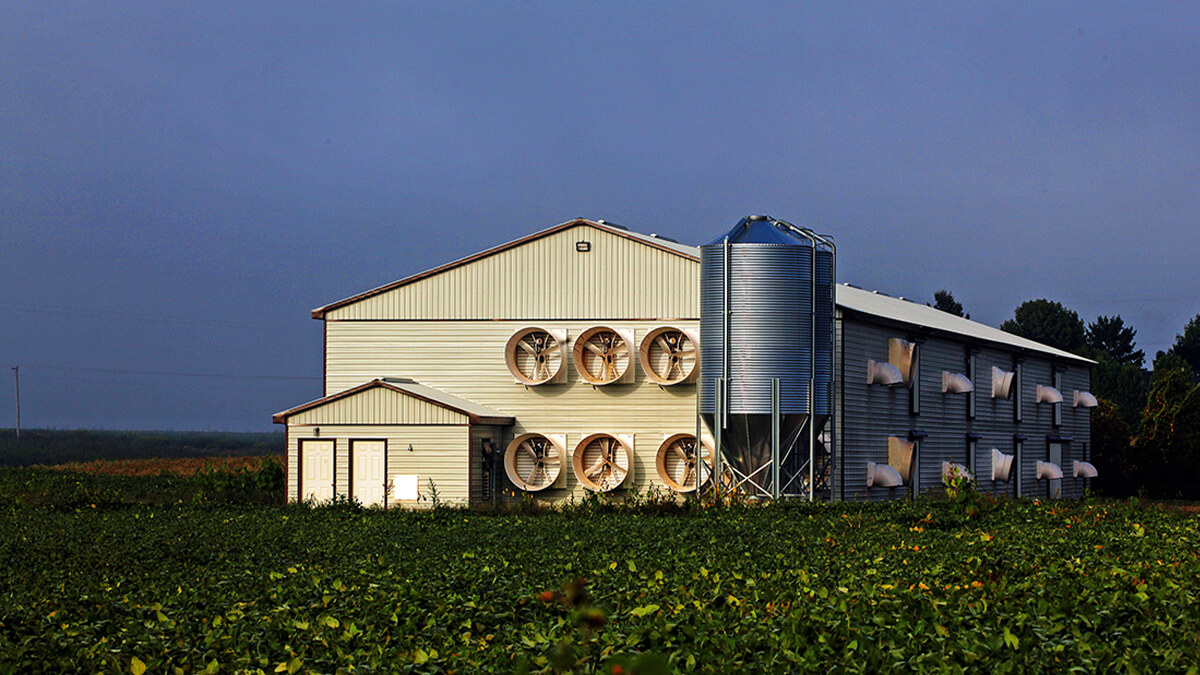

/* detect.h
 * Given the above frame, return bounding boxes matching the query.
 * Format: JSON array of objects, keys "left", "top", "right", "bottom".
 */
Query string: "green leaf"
[
  {"left": 1003, "top": 627, "right": 1020, "bottom": 650},
  {"left": 630, "top": 604, "right": 660, "bottom": 617},
  {"left": 286, "top": 656, "right": 302, "bottom": 674},
  {"left": 130, "top": 657, "right": 146, "bottom": 675}
]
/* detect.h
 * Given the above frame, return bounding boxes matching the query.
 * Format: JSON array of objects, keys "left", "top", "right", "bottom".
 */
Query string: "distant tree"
[
  {"left": 1089, "top": 399, "right": 1134, "bottom": 497},
  {"left": 1152, "top": 350, "right": 1190, "bottom": 383},
  {"left": 929, "top": 289, "right": 968, "bottom": 318},
  {"left": 1171, "top": 314, "right": 1200, "bottom": 377},
  {"left": 999, "top": 299, "right": 1086, "bottom": 354},
  {"left": 1090, "top": 358, "right": 1148, "bottom": 431},
  {"left": 1086, "top": 315, "right": 1144, "bottom": 367}
]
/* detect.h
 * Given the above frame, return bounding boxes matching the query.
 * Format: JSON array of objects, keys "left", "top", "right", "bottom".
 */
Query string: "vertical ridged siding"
[
  {"left": 323, "top": 225, "right": 699, "bottom": 321},
  {"left": 699, "top": 244, "right": 814, "bottom": 414},
  {"left": 814, "top": 249, "right": 835, "bottom": 414},
  {"left": 287, "top": 386, "right": 469, "bottom": 426},
  {"left": 325, "top": 319, "right": 700, "bottom": 502},
  {"left": 287, "top": 424, "right": 470, "bottom": 506},
  {"left": 836, "top": 317, "right": 1091, "bottom": 502}
]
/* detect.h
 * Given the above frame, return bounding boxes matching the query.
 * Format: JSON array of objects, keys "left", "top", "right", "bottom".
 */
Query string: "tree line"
[{"left": 932, "top": 290, "right": 1200, "bottom": 498}]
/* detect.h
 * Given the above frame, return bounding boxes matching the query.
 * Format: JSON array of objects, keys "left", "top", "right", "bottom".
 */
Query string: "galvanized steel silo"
[{"left": 699, "top": 215, "right": 835, "bottom": 498}]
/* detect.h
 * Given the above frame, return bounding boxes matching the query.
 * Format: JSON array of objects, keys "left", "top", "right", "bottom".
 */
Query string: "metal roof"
[
  {"left": 273, "top": 378, "right": 514, "bottom": 425},
  {"left": 379, "top": 378, "right": 515, "bottom": 423},
  {"left": 835, "top": 284, "right": 1095, "bottom": 365}
]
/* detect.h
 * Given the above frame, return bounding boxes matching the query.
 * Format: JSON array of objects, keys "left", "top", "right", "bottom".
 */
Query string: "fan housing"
[
  {"left": 573, "top": 326, "right": 633, "bottom": 385},
  {"left": 639, "top": 327, "right": 698, "bottom": 386},
  {"left": 572, "top": 433, "right": 633, "bottom": 491},
  {"left": 504, "top": 433, "right": 564, "bottom": 491},
  {"left": 655, "top": 433, "right": 710, "bottom": 492},
  {"left": 505, "top": 327, "right": 566, "bottom": 385}
]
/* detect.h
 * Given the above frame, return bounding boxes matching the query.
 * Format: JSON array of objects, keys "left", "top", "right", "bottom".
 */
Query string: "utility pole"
[{"left": 11, "top": 366, "right": 19, "bottom": 439}]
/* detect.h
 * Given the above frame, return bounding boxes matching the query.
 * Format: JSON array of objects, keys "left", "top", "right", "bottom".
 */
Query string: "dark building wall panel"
[{"left": 836, "top": 313, "right": 1092, "bottom": 502}]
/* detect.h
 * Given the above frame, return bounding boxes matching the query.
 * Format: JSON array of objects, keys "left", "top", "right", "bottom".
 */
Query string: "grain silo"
[{"left": 699, "top": 215, "right": 836, "bottom": 499}]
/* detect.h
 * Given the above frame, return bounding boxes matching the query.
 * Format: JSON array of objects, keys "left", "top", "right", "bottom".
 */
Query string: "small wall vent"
[
  {"left": 991, "top": 448, "right": 1015, "bottom": 481},
  {"left": 991, "top": 366, "right": 1015, "bottom": 399},
  {"left": 1036, "top": 385, "right": 1063, "bottom": 404},
  {"left": 1073, "top": 460, "right": 1098, "bottom": 478},
  {"left": 867, "top": 461, "right": 904, "bottom": 487},
  {"left": 1073, "top": 390, "right": 1099, "bottom": 408},
  {"left": 942, "top": 372, "right": 974, "bottom": 394},
  {"left": 1036, "top": 460, "right": 1064, "bottom": 480},
  {"left": 867, "top": 359, "right": 904, "bottom": 385}
]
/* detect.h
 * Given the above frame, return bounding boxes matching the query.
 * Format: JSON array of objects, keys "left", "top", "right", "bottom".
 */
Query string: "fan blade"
[
  {"left": 656, "top": 336, "right": 671, "bottom": 353},
  {"left": 682, "top": 464, "right": 694, "bottom": 486},
  {"left": 610, "top": 342, "right": 628, "bottom": 355},
  {"left": 585, "top": 456, "right": 606, "bottom": 477},
  {"left": 522, "top": 442, "right": 538, "bottom": 462},
  {"left": 585, "top": 341, "right": 605, "bottom": 355},
  {"left": 677, "top": 349, "right": 695, "bottom": 357},
  {"left": 518, "top": 339, "right": 537, "bottom": 355},
  {"left": 525, "top": 461, "right": 539, "bottom": 484},
  {"left": 672, "top": 444, "right": 688, "bottom": 460}
]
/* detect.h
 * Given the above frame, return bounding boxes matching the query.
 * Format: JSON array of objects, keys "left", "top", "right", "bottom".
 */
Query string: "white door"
[
  {"left": 352, "top": 440, "right": 386, "bottom": 507},
  {"left": 1048, "top": 442, "right": 1063, "bottom": 500},
  {"left": 300, "top": 440, "right": 334, "bottom": 502}
]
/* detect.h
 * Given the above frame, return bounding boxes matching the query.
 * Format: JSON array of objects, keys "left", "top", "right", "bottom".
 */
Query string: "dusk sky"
[{"left": 3, "top": 3, "right": 1198, "bottom": 431}]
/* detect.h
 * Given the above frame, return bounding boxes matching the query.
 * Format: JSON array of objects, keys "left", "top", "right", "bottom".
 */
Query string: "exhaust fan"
[
  {"left": 1036, "top": 385, "right": 1063, "bottom": 404},
  {"left": 991, "top": 448, "right": 1014, "bottom": 481},
  {"left": 867, "top": 462, "right": 904, "bottom": 488},
  {"left": 639, "top": 327, "right": 698, "bottom": 386},
  {"left": 505, "top": 327, "right": 567, "bottom": 385},
  {"left": 1036, "top": 460, "right": 1063, "bottom": 480},
  {"left": 991, "top": 366, "right": 1015, "bottom": 399},
  {"left": 572, "top": 433, "right": 633, "bottom": 491},
  {"left": 655, "top": 433, "right": 710, "bottom": 492},
  {"left": 1074, "top": 390, "right": 1099, "bottom": 408},
  {"left": 573, "top": 327, "right": 634, "bottom": 385},
  {"left": 1073, "top": 460, "right": 1098, "bottom": 478},
  {"left": 888, "top": 338, "right": 915, "bottom": 385},
  {"left": 867, "top": 359, "right": 904, "bottom": 385},
  {"left": 504, "top": 433, "right": 565, "bottom": 491},
  {"left": 942, "top": 371, "right": 974, "bottom": 394}
]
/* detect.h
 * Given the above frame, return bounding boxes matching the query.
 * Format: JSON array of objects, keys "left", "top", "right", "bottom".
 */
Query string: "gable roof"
[
  {"left": 273, "top": 378, "right": 514, "bottom": 426},
  {"left": 836, "top": 284, "right": 1095, "bottom": 365},
  {"left": 312, "top": 218, "right": 698, "bottom": 319}
]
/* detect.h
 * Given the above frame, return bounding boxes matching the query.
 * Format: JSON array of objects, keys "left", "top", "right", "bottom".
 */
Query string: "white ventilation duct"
[
  {"left": 1036, "top": 460, "right": 1064, "bottom": 480},
  {"left": 991, "top": 448, "right": 1014, "bottom": 481},
  {"left": 866, "top": 461, "right": 904, "bottom": 488},
  {"left": 1074, "top": 390, "right": 1099, "bottom": 408},
  {"left": 1036, "top": 385, "right": 1064, "bottom": 404},
  {"left": 941, "top": 461, "right": 973, "bottom": 483},
  {"left": 991, "top": 366, "right": 1015, "bottom": 399},
  {"left": 942, "top": 371, "right": 974, "bottom": 394},
  {"left": 1074, "top": 460, "right": 1099, "bottom": 478},
  {"left": 867, "top": 359, "right": 904, "bottom": 385},
  {"left": 888, "top": 338, "right": 915, "bottom": 384}
]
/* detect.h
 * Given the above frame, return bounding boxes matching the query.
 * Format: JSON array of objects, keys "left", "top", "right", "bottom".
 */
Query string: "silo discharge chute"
[{"left": 699, "top": 215, "right": 836, "bottom": 500}]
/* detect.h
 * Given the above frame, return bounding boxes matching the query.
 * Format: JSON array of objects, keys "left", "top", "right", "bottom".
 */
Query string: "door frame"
[
  {"left": 298, "top": 437, "right": 335, "bottom": 503},
  {"left": 349, "top": 438, "right": 388, "bottom": 508}
]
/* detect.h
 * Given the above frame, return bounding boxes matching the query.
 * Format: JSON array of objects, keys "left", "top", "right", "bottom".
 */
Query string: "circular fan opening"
[
  {"left": 655, "top": 434, "right": 711, "bottom": 492},
  {"left": 505, "top": 328, "right": 563, "bottom": 385},
  {"left": 572, "top": 433, "right": 631, "bottom": 492},
  {"left": 639, "top": 327, "right": 697, "bottom": 386},
  {"left": 572, "top": 327, "right": 630, "bottom": 385},
  {"left": 504, "top": 433, "right": 562, "bottom": 491}
]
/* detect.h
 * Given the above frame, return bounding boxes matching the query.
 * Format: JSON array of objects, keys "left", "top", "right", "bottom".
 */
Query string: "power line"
[
  {"left": 0, "top": 301, "right": 282, "bottom": 331},
  {"left": 21, "top": 364, "right": 319, "bottom": 381}
]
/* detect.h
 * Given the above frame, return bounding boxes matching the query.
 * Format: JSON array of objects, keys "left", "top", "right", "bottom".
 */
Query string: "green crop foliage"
[{"left": 1, "top": 469, "right": 1198, "bottom": 673}]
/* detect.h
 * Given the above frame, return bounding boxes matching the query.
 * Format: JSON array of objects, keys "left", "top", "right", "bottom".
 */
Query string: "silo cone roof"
[{"left": 703, "top": 216, "right": 811, "bottom": 246}]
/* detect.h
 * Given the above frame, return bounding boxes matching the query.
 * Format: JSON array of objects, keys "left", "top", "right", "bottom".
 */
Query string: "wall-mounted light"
[
  {"left": 575, "top": 241, "right": 591, "bottom": 252},
  {"left": 408, "top": 444, "right": 413, "bottom": 452},
  {"left": 314, "top": 427, "right": 320, "bottom": 437}
]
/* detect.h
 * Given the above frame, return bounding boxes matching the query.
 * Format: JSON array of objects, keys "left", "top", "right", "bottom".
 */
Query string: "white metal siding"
[
  {"left": 288, "top": 425, "right": 470, "bottom": 506},
  {"left": 323, "top": 225, "right": 700, "bottom": 321},
  {"left": 288, "top": 386, "right": 469, "bottom": 426},
  {"left": 325, "top": 319, "right": 698, "bottom": 501}
]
